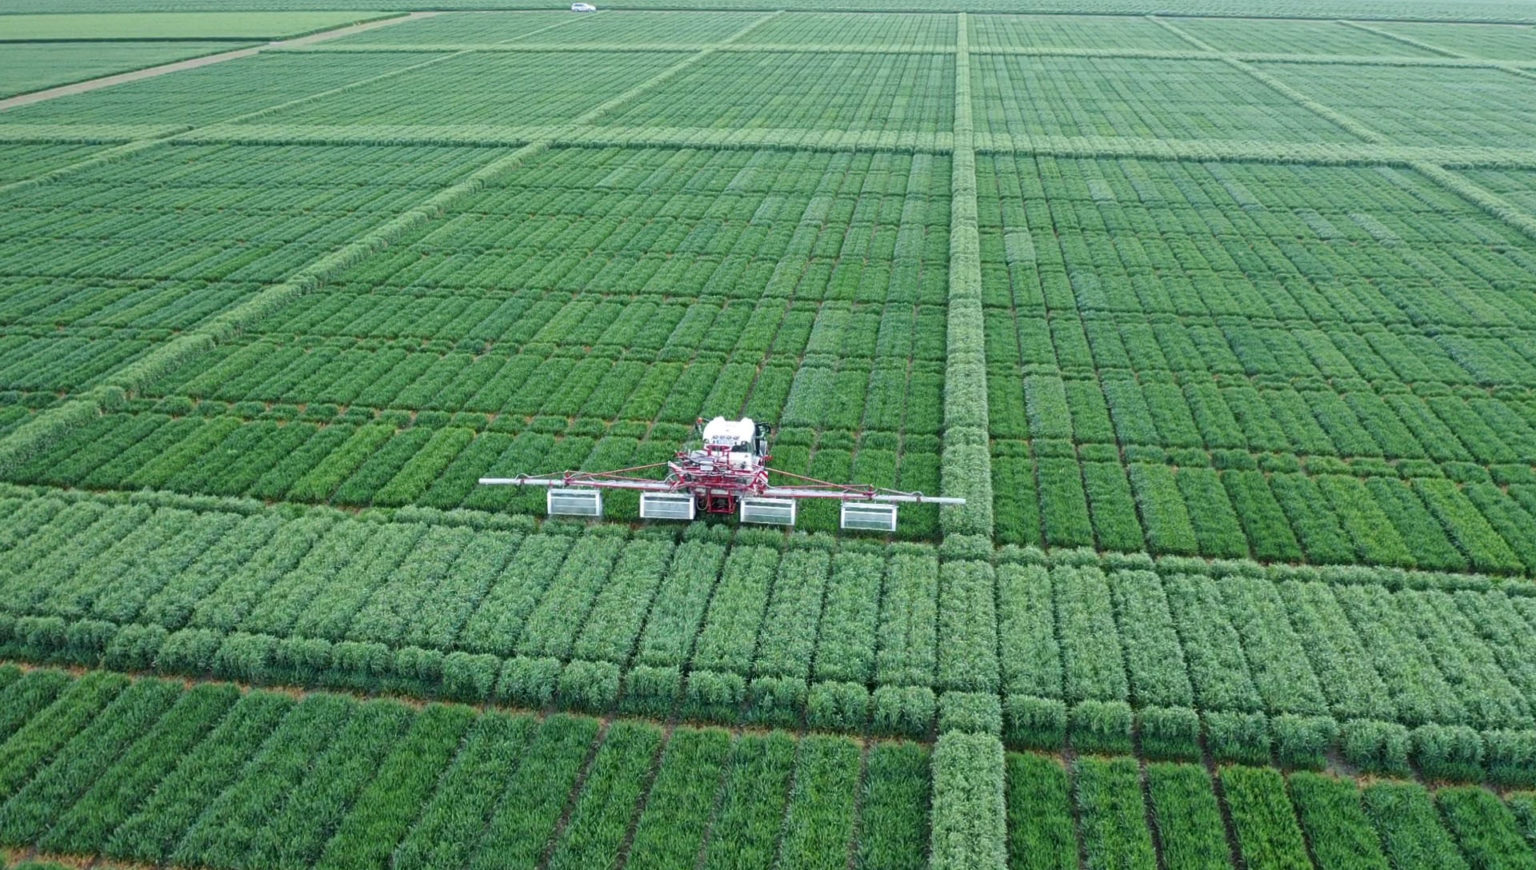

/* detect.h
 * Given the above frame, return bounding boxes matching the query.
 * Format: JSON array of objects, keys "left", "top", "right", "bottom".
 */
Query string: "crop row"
[
  {"left": 223, "top": 281, "right": 950, "bottom": 348},
  {"left": 6, "top": 607, "right": 1533, "bottom": 784},
  {"left": 0, "top": 49, "right": 549, "bottom": 129},
  {"left": 268, "top": 145, "right": 951, "bottom": 307},
  {"left": 739, "top": 11, "right": 957, "bottom": 46},
  {"left": 592, "top": 51, "right": 956, "bottom": 133},
  {"left": 986, "top": 312, "right": 1536, "bottom": 404},
  {"left": 1168, "top": 16, "right": 1439, "bottom": 55},
  {"left": 986, "top": 363, "right": 1536, "bottom": 465},
  {"left": 144, "top": 310, "right": 946, "bottom": 418},
  {"left": 938, "top": 18, "right": 992, "bottom": 538},
  {"left": 0, "top": 276, "right": 259, "bottom": 333},
  {"left": 237, "top": 50, "right": 689, "bottom": 130},
  {"left": 0, "top": 394, "right": 52, "bottom": 443},
  {"left": 980, "top": 155, "right": 1536, "bottom": 328},
  {"left": 3, "top": 408, "right": 942, "bottom": 535},
  {"left": 0, "top": 666, "right": 924, "bottom": 870},
  {"left": 1006, "top": 750, "right": 1536, "bottom": 870},
  {"left": 992, "top": 442, "right": 1536, "bottom": 573},
  {"left": 966, "top": 14, "right": 1191, "bottom": 52},
  {"left": 1371, "top": 20, "right": 1536, "bottom": 59},
  {"left": 5, "top": 489, "right": 1536, "bottom": 747},
  {"left": 342, "top": 10, "right": 766, "bottom": 46},
  {"left": 0, "top": 41, "right": 251, "bottom": 102},
  {"left": 3, "top": 664, "right": 1533, "bottom": 870},
  {"left": 1259, "top": 61, "right": 1536, "bottom": 148},
  {"left": 0, "top": 333, "right": 149, "bottom": 394},
  {"left": 971, "top": 54, "right": 1360, "bottom": 143},
  {"left": 0, "top": 142, "right": 501, "bottom": 289}
]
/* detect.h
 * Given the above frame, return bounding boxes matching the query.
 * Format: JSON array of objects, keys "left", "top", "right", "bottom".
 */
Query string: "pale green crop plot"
[
  {"left": 971, "top": 55, "right": 1362, "bottom": 142},
  {"left": 0, "top": 11, "right": 390, "bottom": 40},
  {"left": 1377, "top": 20, "right": 1536, "bottom": 59},
  {"left": 967, "top": 13, "right": 1191, "bottom": 50},
  {"left": 5, "top": 7, "right": 1536, "bottom": 870},
  {"left": 1173, "top": 16, "right": 1440, "bottom": 55},
  {"left": 0, "top": 42, "right": 242, "bottom": 98},
  {"left": 1259, "top": 61, "right": 1536, "bottom": 147}
]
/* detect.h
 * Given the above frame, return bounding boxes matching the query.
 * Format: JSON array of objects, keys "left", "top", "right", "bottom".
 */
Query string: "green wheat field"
[{"left": 3, "top": 1, "right": 1536, "bottom": 868}]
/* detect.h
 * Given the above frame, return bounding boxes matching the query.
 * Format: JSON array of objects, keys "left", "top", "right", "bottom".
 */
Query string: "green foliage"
[
  {"left": 547, "top": 721, "right": 663, "bottom": 870},
  {"left": 873, "top": 685, "right": 936, "bottom": 738},
  {"left": 1343, "top": 718, "right": 1412, "bottom": 776},
  {"left": 806, "top": 680, "right": 869, "bottom": 732},
  {"left": 1288, "top": 772, "right": 1389, "bottom": 870},
  {"left": 1272, "top": 714, "right": 1337, "bottom": 770},
  {"left": 686, "top": 669, "right": 746, "bottom": 721},
  {"left": 1004, "top": 752, "right": 1076, "bottom": 870},
  {"left": 1074, "top": 755, "right": 1156, "bottom": 870},
  {"left": 857, "top": 742, "right": 932, "bottom": 870},
  {"left": 102, "top": 623, "right": 167, "bottom": 672},
  {"left": 619, "top": 664, "right": 681, "bottom": 718},
  {"left": 556, "top": 659, "right": 621, "bottom": 714},
  {"left": 155, "top": 628, "right": 222, "bottom": 676},
  {"left": 1485, "top": 730, "right": 1536, "bottom": 788},
  {"left": 1137, "top": 705, "right": 1201, "bottom": 762},
  {"left": 1220, "top": 765, "right": 1311, "bottom": 870},
  {"left": 930, "top": 732, "right": 1006, "bottom": 870},
  {"left": 1205, "top": 710, "right": 1271, "bottom": 765},
  {"left": 701, "top": 732, "right": 797, "bottom": 870},
  {"left": 392, "top": 645, "right": 444, "bottom": 693},
  {"left": 626, "top": 727, "right": 732, "bottom": 869},
  {"left": 1412, "top": 723, "right": 1485, "bottom": 783},
  {"left": 325, "top": 640, "right": 392, "bottom": 692},
  {"left": 1435, "top": 786, "right": 1536, "bottom": 870},
  {"left": 316, "top": 704, "right": 476, "bottom": 870},
  {"left": 1363, "top": 781, "right": 1471, "bottom": 870},
  {"left": 939, "top": 691, "right": 1002, "bottom": 735},
  {"left": 211, "top": 631, "right": 275, "bottom": 684},
  {"left": 495, "top": 656, "right": 561, "bottom": 709},
  {"left": 777, "top": 735, "right": 863, "bottom": 870},
  {"left": 1070, "top": 699, "right": 1133, "bottom": 755},
  {"left": 747, "top": 675, "right": 806, "bottom": 728},
  {"left": 1145, "top": 762, "right": 1229, "bottom": 870},
  {"left": 1004, "top": 695, "right": 1066, "bottom": 750}
]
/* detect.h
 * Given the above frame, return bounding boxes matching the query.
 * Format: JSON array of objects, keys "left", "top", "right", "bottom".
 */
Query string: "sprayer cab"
[{"left": 698, "top": 417, "right": 770, "bottom": 470}]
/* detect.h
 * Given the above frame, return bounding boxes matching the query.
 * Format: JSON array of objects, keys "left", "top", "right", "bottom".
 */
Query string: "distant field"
[
  {"left": 5, "top": 6, "right": 1536, "bottom": 870},
  {"left": 0, "top": 11, "right": 394, "bottom": 41},
  {"left": 0, "top": 41, "right": 242, "bottom": 97}
]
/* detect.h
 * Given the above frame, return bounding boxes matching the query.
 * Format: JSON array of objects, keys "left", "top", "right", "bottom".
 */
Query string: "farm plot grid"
[{"left": 5, "top": 7, "right": 1536, "bottom": 870}]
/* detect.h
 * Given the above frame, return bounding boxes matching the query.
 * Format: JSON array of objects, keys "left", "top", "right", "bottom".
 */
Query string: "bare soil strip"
[{"left": 0, "top": 11, "right": 434, "bottom": 112}]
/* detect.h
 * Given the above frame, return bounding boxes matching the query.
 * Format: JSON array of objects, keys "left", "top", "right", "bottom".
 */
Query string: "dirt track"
[{"left": 0, "top": 11, "right": 437, "bottom": 112}]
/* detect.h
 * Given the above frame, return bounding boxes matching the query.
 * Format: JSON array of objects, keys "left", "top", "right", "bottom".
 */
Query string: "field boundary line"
[
  {"left": 0, "top": 11, "right": 429, "bottom": 112},
  {"left": 1339, "top": 20, "right": 1536, "bottom": 83},
  {"left": 561, "top": 8, "right": 782, "bottom": 130},
  {"left": 1408, "top": 161, "right": 1536, "bottom": 242},
  {"left": 940, "top": 13, "right": 994, "bottom": 538},
  {"left": 1338, "top": 19, "right": 1467, "bottom": 56},
  {"left": 1148, "top": 15, "right": 1389, "bottom": 144}
]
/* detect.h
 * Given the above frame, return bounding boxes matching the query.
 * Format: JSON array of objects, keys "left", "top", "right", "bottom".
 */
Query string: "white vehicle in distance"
[{"left": 571, "top": 3, "right": 597, "bottom": 10}]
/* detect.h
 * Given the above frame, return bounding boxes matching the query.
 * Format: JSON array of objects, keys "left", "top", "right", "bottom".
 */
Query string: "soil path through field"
[{"left": 0, "top": 11, "right": 436, "bottom": 111}]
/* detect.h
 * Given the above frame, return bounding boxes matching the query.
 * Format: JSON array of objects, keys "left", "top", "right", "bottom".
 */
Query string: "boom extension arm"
[
  {"left": 761, "top": 487, "right": 964, "bottom": 505},
  {"left": 477, "top": 475, "right": 964, "bottom": 504},
  {"left": 478, "top": 475, "right": 675, "bottom": 491}
]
